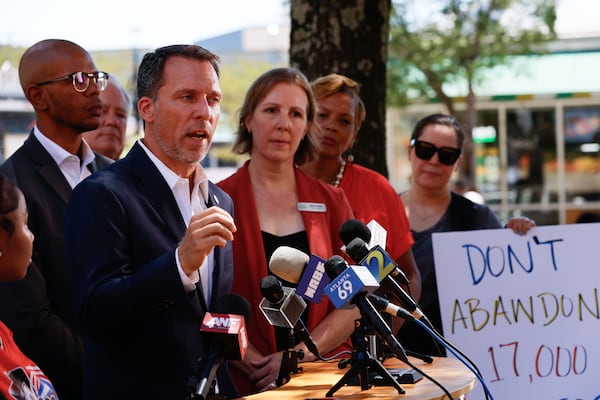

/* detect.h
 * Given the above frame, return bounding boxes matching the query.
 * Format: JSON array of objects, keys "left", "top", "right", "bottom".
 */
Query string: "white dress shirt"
[
  {"left": 138, "top": 140, "right": 214, "bottom": 306},
  {"left": 34, "top": 126, "right": 95, "bottom": 188}
]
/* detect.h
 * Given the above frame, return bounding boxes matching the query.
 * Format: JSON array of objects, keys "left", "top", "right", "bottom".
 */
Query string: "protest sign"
[{"left": 432, "top": 223, "right": 600, "bottom": 399}]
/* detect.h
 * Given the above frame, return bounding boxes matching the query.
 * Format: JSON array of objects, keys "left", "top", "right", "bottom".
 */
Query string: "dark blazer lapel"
[
  {"left": 206, "top": 184, "right": 225, "bottom": 209},
  {"left": 209, "top": 245, "right": 223, "bottom": 310},
  {"left": 206, "top": 182, "right": 233, "bottom": 309},
  {"left": 87, "top": 152, "right": 113, "bottom": 173},
  {"left": 24, "top": 133, "right": 71, "bottom": 205},
  {"left": 128, "top": 143, "right": 187, "bottom": 240}
]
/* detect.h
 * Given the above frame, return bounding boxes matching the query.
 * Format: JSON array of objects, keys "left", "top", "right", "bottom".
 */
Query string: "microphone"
[
  {"left": 369, "top": 293, "right": 415, "bottom": 321},
  {"left": 269, "top": 246, "right": 329, "bottom": 304},
  {"left": 323, "top": 259, "right": 379, "bottom": 309},
  {"left": 346, "top": 238, "right": 409, "bottom": 286},
  {"left": 345, "top": 237, "right": 425, "bottom": 322},
  {"left": 259, "top": 275, "right": 306, "bottom": 328},
  {"left": 324, "top": 255, "right": 408, "bottom": 362},
  {"left": 340, "top": 218, "right": 389, "bottom": 249},
  {"left": 259, "top": 275, "right": 321, "bottom": 359},
  {"left": 340, "top": 218, "right": 409, "bottom": 285},
  {"left": 339, "top": 218, "right": 371, "bottom": 247},
  {"left": 192, "top": 294, "right": 250, "bottom": 400},
  {"left": 342, "top": 223, "right": 410, "bottom": 286}
]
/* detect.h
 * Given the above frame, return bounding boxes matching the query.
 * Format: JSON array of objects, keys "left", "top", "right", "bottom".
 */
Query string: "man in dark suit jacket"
[
  {"left": 0, "top": 39, "right": 112, "bottom": 400},
  {"left": 65, "top": 45, "right": 238, "bottom": 400}
]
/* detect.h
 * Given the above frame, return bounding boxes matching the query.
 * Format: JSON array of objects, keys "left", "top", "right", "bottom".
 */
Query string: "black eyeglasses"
[
  {"left": 410, "top": 139, "right": 461, "bottom": 165},
  {"left": 36, "top": 71, "right": 109, "bottom": 93}
]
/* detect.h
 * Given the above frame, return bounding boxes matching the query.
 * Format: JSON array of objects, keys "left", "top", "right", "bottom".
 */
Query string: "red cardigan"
[{"left": 218, "top": 162, "right": 354, "bottom": 392}]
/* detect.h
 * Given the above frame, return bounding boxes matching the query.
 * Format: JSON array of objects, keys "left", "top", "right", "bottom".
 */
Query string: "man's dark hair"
[{"left": 137, "top": 44, "right": 220, "bottom": 101}]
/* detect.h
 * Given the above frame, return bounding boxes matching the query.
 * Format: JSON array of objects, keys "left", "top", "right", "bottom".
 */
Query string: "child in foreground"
[{"left": 0, "top": 174, "right": 59, "bottom": 399}]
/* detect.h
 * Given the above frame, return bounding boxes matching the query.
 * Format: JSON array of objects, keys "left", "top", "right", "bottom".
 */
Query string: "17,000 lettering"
[{"left": 488, "top": 342, "right": 587, "bottom": 383}]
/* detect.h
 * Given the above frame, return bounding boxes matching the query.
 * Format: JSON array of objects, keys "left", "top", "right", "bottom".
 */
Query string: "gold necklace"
[{"left": 332, "top": 159, "right": 347, "bottom": 187}]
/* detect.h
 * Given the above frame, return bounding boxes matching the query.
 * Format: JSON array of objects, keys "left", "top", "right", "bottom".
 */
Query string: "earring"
[
  {"left": 343, "top": 148, "right": 354, "bottom": 163},
  {"left": 0, "top": 251, "right": 3, "bottom": 256}
]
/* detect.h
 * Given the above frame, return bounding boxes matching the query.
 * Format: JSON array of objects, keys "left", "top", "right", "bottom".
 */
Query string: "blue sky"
[{"left": 0, "top": 0, "right": 598, "bottom": 51}]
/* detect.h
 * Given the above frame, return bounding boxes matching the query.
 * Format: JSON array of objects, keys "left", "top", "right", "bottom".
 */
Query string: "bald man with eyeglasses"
[{"left": 0, "top": 39, "right": 112, "bottom": 400}]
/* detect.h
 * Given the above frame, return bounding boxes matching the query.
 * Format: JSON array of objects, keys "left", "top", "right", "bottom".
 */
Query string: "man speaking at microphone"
[{"left": 65, "top": 45, "right": 237, "bottom": 399}]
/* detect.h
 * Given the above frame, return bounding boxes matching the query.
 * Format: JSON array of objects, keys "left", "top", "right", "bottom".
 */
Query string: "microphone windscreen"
[
  {"left": 324, "top": 255, "right": 348, "bottom": 280},
  {"left": 260, "top": 275, "right": 287, "bottom": 304},
  {"left": 345, "top": 237, "right": 370, "bottom": 262},
  {"left": 213, "top": 293, "right": 251, "bottom": 322},
  {"left": 339, "top": 219, "right": 371, "bottom": 246},
  {"left": 269, "top": 246, "right": 310, "bottom": 284}
]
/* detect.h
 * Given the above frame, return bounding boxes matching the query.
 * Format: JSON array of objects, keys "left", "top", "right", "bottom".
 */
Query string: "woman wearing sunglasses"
[{"left": 397, "top": 113, "right": 535, "bottom": 356}]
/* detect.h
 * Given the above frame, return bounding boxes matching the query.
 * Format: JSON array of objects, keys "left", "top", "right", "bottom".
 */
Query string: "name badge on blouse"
[{"left": 297, "top": 202, "right": 327, "bottom": 212}]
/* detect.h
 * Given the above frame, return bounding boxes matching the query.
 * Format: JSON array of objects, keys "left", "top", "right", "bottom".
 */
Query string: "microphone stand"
[
  {"left": 370, "top": 334, "right": 434, "bottom": 365},
  {"left": 276, "top": 348, "right": 304, "bottom": 386},
  {"left": 405, "top": 349, "right": 434, "bottom": 364},
  {"left": 186, "top": 350, "right": 225, "bottom": 400},
  {"left": 275, "top": 327, "right": 306, "bottom": 386},
  {"left": 326, "top": 318, "right": 405, "bottom": 397},
  {"left": 372, "top": 294, "right": 435, "bottom": 364}
]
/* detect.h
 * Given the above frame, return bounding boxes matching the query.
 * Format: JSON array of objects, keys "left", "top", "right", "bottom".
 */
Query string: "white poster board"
[{"left": 432, "top": 223, "right": 600, "bottom": 400}]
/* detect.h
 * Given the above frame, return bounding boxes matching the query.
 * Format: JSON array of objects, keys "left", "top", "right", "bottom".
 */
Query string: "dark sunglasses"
[{"left": 410, "top": 139, "right": 461, "bottom": 165}]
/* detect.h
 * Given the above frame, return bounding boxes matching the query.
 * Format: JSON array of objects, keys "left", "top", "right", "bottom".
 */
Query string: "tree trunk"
[
  {"left": 461, "top": 77, "right": 477, "bottom": 190},
  {"left": 289, "top": 0, "right": 391, "bottom": 177}
]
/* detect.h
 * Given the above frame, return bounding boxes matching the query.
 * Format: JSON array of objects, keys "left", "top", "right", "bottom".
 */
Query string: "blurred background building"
[
  {"left": 388, "top": 34, "right": 600, "bottom": 225},
  {"left": 1, "top": 25, "right": 599, "bottom": 225}
]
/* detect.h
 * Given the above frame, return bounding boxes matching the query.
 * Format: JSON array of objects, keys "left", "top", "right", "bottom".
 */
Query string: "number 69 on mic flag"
[{"left": 324, "top": 265, "right": 379, "bottom": 309}]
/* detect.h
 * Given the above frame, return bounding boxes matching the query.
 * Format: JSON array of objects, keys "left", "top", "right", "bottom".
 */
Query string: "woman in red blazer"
[{"left": 219, "top": 67, "right": 358, "bottom": 396}]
